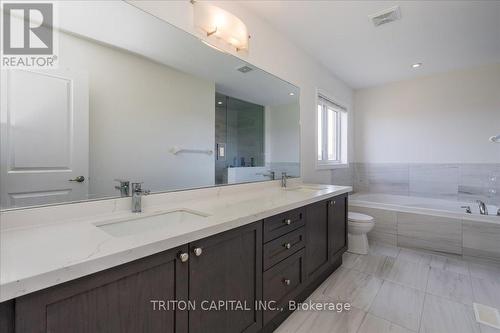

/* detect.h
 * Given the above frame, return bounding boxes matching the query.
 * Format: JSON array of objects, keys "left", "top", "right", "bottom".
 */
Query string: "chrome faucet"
[
  {"left": 476, "top": 200, "right": 488, "bottom": 215},
  {"left": 114, "top": 179, "right": 130, "bottom": 197},
  {"left": 281, "top": 172, "right": 291, "bottom": 188},
  {"left": 461, "top": 205, "right": 472, "bottom": 214},
  {"left": 131, "top": 183, "right": 150, "bottom": 213}
]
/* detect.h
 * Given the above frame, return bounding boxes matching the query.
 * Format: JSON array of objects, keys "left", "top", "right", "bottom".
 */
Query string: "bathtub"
[
  {"left": 350, "top": 193, "right": 499, "bottom": 222},
  {"left": 349, "top": 193, "right": 500, "bottom": 262}
]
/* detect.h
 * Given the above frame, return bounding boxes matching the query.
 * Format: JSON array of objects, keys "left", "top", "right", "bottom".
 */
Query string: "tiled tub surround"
[
  {"left": 343, "top": 163, "right": 500, "bottom": 205},
  {"left": 0, "top": 179, "right": 351, "bottom": 302},
  {"left": 350, "top": 193, "right": 500, "bottom": 263}
]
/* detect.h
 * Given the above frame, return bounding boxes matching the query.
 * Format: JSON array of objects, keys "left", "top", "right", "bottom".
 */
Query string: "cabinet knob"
[
  {"left": 329, "top": 200, "right": 335, "bottom": 206},
  {"left": 193, "top": 247, "right": 203, "bottom": 257},
  {"left": 283, "top": 278, "right": 291, "bottom": 286},
  {"left": 178, "top": 252, "right": 189, "bottom": 263},
  {"left": 284, "top": 218, "right": 292, "bottom": 225},
  {"left": 284, "top": 242, "right": 291, "bottom": 249}
]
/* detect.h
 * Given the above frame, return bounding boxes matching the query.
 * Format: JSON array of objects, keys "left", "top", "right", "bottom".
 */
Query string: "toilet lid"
[{"left": 348, "top": 212, "right": 374, "bottom": 223}]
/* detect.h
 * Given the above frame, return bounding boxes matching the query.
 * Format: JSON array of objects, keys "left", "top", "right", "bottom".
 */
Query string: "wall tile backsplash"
[
  {"left": 332, "top": 163, "right": 500, "bottom": 205},
  {"left": 409, "top": 164, "right": 459, "bottom": 199}
]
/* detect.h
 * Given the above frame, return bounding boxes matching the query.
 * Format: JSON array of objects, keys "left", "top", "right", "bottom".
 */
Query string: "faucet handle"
[
  {"left": 461, "top": 205, "right": 472, "bottom": 214},
  {"left": 131, "top": 182, "right": 143, "bottom": 191},
  {"left": 131, "top": 182, "right": 151, "bottom": 195}
]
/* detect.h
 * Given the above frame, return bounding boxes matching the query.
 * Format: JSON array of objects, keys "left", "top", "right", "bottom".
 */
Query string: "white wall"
[
  {"left": 265, "top": 103, "right": 300, "bottom": 163},
  {"left": 58, "top": 32, "right": 215, "bottom": 197},
  {"left": 128, "top": 0, "right": 354, "bottom": 184},
  {"left": 354, "top": 63, "right": 500, "bottom": 163}
]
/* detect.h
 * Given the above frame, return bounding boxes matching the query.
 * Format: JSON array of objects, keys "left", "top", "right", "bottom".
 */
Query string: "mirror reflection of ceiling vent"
[
  {"left": 370, "top": 6, "right": 401, "bottom": 27},
  {"left": 237, "top": 65, "right": 253, "bottom": 73}
]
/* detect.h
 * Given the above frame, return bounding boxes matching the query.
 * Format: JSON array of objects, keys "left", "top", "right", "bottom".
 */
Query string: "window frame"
[{"left": 315, "top": 90, "right": 349, "bottom": 170}]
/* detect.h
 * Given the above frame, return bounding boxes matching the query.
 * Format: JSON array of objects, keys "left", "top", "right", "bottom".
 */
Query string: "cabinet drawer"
[
  {"left": 263, "top": 249, "right": 306, "bottom": 324},
  {"left": 263, "top": 227, "right": 305, "bottom": 271},
  {"left": 263, "top": 207, "right": 305, "bottom": 242}
]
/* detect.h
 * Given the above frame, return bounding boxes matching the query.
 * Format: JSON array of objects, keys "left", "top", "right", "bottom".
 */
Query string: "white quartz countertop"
[{"left": 0, "top": 181, "right": 351, "bottom": 302}]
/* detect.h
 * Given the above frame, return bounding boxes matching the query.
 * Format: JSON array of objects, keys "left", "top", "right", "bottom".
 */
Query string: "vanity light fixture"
[
  {"left": 412, "top": 62, "right": 422, "bottom": 68},
  {"left": 217, "top": 101, "right": 223, "bottom": 105},
  {"left": 192, "top": 1, "right": 249, "bottom": 52},
  {"left": 289, "top": 92, "right": 295, "bottom": 96}
]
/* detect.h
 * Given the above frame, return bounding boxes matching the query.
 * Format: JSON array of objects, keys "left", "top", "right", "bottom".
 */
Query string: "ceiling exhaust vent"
[
  {"left": 370, "top": 6, "right": 401, "bottom": 27},
  {"left": 237, "top": 65, "right": 253, "bottom": 73}
]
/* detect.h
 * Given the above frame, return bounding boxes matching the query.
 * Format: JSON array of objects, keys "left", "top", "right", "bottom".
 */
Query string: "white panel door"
[{"left": 0, "top": 68, "right": 89, "bottom": 209}]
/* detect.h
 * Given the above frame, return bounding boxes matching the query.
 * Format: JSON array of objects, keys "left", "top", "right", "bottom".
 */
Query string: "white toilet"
[{"left": 347, "top": 212, "right": 375, "bottom": 255}]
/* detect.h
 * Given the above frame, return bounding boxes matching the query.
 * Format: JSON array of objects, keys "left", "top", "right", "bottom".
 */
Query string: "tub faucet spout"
[
  {"left": 476, "top": 200, "right": 488, "bottom": 215},
  {"left": 461, "top": 206, "right": 472, "bottom": 214}
]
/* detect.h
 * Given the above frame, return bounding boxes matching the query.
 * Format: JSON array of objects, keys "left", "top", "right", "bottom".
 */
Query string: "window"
[{"left": 317, "top": 94, "right": 348, "bottom": 168}]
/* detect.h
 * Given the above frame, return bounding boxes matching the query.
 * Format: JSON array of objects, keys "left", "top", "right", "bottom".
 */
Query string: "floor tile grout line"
[
  {"left": 364, "top": 311, "right": 419, "bottom": 333},
  {"left": 353, "top": 309, "right": 368, "bottom": 333},
  {"left": 417, "top": 268, "right": 432, "bottom": 333}
]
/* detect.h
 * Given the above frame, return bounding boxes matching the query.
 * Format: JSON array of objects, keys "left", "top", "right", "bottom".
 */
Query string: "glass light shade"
[{"left": 193, "top": 2, "right": 249, "bottom": 51}]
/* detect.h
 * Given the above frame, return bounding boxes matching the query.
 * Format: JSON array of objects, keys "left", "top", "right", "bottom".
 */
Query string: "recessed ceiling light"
[
  {"left": 217, "top": 101, "right": 223, "bottom": 105},
  {"left": 289, "top": 92, "right": 295, "bottom": 96},
  {"left": 412, "top": 63, "right": 422, "bottom": 68}
]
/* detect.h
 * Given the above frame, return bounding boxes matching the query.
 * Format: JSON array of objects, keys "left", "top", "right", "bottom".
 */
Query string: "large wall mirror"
[{"left": 0, "top": 1, "right": 300, "bottom": 210}]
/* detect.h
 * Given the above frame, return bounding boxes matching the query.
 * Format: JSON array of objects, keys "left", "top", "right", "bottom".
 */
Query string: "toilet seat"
[{"left": 348, "top": 212, "right": 374, "bottom": 223}]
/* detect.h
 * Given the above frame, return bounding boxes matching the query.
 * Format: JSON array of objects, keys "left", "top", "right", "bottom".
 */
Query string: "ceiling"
[{"left": 241, "top": 1, "right": 500, "bottom": 89}]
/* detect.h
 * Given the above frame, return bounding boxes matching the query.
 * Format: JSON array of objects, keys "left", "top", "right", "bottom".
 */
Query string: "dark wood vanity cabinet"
[
  {"left": 305, "top": 200, "right": 330, "bottom": 281},
  {"left": 15, "top": 245, "right": 189, "bottom": 333},
  {"left": 188, "top": 222, "right": 262, "bottom": 333},
  {"left": 305, "top": 194, "right": 348, "bottom": 281},
  {"left": 328, "top": 193, "right": 348, "bottom": 259},
  {"left": 6, "top": 223, "right": 262, "bottom": 333},
  {"left": 0, "top": 193, "right": 348, "bottom": 333}
]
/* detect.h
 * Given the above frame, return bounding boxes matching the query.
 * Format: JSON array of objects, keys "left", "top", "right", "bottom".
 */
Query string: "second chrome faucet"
[{"left": 131, "top": 183, "right": 150, "bottom": 213}]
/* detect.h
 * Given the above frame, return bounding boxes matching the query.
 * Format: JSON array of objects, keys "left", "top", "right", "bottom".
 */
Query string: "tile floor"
[{"left": 275, "top": 243, "right": 500, "bottom": 333}]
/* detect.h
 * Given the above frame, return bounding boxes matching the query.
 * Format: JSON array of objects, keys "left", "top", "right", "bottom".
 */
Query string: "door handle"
[{"left": 68, "top": 176, "right": 85, "bottom": 183}]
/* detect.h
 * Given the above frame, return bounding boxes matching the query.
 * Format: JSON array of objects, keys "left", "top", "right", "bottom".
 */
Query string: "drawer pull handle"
[
  {"left": 284, "top": 243, "right": 291, "bottom": 249},
  {"left": 284, "top": 218, "right": 292, "bottom": 225},
  {"left": 178, "top": 252, "right": 189, "bottom": 263},
  {"left": 283, "top": 278, "right": 291, "bottom": 286},
  {"left": 193, "top": 247, "right": 203, "bottom": 257}
]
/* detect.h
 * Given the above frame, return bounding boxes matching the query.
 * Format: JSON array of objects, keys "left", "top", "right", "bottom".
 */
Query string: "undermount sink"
[
  {"left": 283, "top": 185, "right": 328, "bottom": 193},
  {"left": 94, "top": 209, "right": 210, "bottom": 237}
]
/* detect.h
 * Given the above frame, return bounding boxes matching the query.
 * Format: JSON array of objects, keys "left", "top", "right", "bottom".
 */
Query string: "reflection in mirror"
[{"left": 0, "top": 1, "right": 300, "bottom": 210}]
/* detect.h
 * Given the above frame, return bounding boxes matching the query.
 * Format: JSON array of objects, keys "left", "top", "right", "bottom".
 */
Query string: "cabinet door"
[
  {"left": 0, "top": 300, "right": 14, "bottom": 333},
  {"left": 15, "top": 246, "right": 189, "bottom": 333},
  {"left": 328, "top": 194, "right": 348, "bottom": 258},
  {"left": 189, "top": 222, "right": 262, "bottom": 333},
  {"left": 305, "top": 200, "right": 329, "bottom": 281}
]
